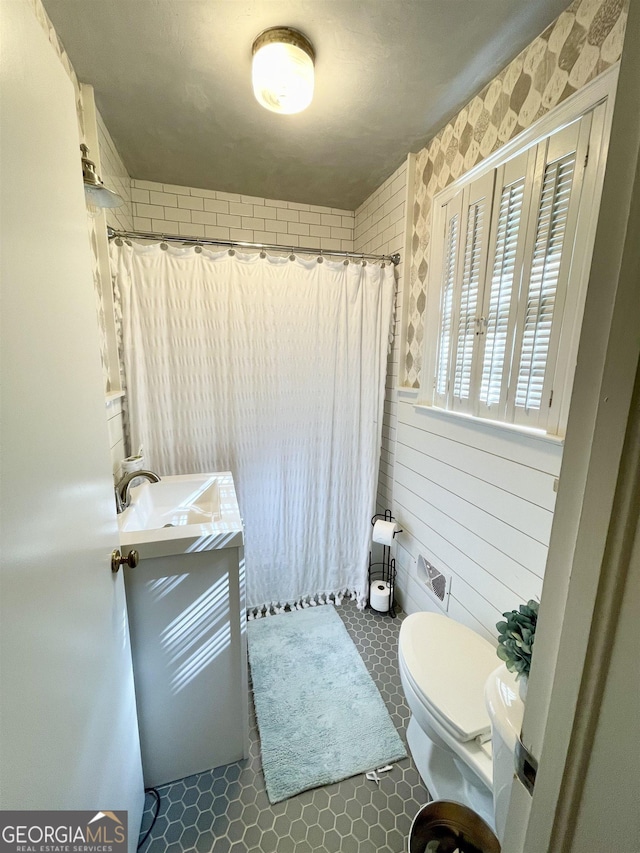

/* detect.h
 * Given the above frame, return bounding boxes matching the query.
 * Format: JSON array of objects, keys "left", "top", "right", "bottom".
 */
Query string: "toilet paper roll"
[
  {"left": 370, "top": 580, "right": 391, "bottom": 612},
  {"left": 122, "top": 454, "right": 144, "bottom": 474},
  {"left": 372, "top": 519, "right": 398, "bottom": 546}
]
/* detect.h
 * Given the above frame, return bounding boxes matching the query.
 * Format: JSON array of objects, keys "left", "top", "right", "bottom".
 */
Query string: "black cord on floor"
[{"left": 137, "top": 787, "right": 161, "bottom": 850}]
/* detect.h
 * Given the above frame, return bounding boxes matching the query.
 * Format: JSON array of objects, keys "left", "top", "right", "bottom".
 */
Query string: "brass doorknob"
[{"left": 111, "top": 548, "right": 139, "bottom": 573}]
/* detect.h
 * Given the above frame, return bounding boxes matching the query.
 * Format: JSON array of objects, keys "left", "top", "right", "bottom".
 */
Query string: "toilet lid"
[{"left": 399, "top": 612, "right": 500, "bottom": 742}]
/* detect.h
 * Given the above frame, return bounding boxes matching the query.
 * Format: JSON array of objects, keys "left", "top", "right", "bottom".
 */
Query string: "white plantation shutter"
[
  {"left": 477, "top": 150, "right": 535, "bottom": 420},
  {"left": 424, "top": 105, "right": 602, "bottom": 437},
  {"left": 433, "top": 192, "right": 463, "bottom": 407},
  {"left": 510, "top": 118, "right": 589, "bottom": 429},
  {"left": 480, "top": 178, "right": 523, "bottom": 406},
  {"left": 450, "top": 172, "right": 495, "bottom": 413},
  {"left": 515, "top": 155, "right": 575, "bottom": 409}
]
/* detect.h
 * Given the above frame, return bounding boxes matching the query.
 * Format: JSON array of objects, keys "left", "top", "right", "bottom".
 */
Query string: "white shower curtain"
[{"left": 112, "top": 241, "right": 394, "bottom": 610}]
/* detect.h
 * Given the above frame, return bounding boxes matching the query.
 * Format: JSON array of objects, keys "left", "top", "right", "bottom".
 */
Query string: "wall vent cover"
[{"left": 417, "top": 554, "right": 451, "bottom": 611}]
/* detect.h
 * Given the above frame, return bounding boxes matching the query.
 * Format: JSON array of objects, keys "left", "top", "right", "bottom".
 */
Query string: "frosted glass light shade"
[
  {"left": 252, "top": 28, "right": 315, "bottom": 115},
  {"left": 84, "top": 183, "right": 124, "bottom": 209}
]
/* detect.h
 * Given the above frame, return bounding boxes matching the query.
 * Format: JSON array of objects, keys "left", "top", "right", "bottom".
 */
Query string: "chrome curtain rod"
[{"left": 107, "top": 227, "right": 400, "bottom": 266}]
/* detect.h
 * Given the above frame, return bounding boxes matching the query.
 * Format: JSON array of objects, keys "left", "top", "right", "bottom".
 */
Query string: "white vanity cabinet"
[{"left": 120, "top": 472, "right": 248, "bottom": 787}]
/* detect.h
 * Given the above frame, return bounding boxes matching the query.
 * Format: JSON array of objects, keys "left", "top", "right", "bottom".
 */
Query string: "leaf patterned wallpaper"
[{"left": 404, "top": 0, "right": 628, "bottom": 387}]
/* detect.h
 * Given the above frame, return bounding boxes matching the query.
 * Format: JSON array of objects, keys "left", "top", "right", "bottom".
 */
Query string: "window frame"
[{"left": 418, "top": 66, "right": 618, "bottom": 438}]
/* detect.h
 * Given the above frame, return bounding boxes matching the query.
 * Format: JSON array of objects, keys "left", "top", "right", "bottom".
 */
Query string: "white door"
[
  {"left": 0, "top": 0, "right": 144, "bottom": 845},
  {"left": 502, "top": 9, "right": 640, "bottom": 851}
]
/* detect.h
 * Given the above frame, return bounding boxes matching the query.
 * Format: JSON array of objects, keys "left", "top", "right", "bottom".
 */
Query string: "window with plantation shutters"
[
  {"left": 451, "top": 171, "right": 494, "bottom": 413},
  {"left": 509, "top": 119, "right": 589, "bottom": 430},
  {"left": 480, "top": 180, "right": 524, "bottom": 406},
  {"left": 433, "top": 197, "right": 461, "bottom": 406},
  {"left": 515, "top": 155, "right": 575, "bottom": 412},
  {"left": 423, "top": 107, "right": 601, "bottom": 436},
  {"left": 477, "top": 151, "right": 534, "bottom": 420}
]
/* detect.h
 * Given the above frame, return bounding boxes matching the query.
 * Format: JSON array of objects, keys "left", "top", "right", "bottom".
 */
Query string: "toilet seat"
[
  {"left": 399, "top": 649, "right": 494, "bottom": 793},
  {"left": 399, "top": 613, "right": 500, "bottom": 743}
]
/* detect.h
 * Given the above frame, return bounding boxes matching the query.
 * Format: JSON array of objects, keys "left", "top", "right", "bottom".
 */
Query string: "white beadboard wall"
[
  {"left": 354, "top": 157, "right": 412, "bottom": 517},
  {"left": 130, "top": 180, "right": 355, "bottom": 251},
  {"left": 392, "top": 393, "right": 562, "bottom": 643}
]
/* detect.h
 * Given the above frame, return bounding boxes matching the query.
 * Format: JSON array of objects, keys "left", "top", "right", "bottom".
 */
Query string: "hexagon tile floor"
[{"left": 138, "top": 600, "right": 429, "bottom": 852}]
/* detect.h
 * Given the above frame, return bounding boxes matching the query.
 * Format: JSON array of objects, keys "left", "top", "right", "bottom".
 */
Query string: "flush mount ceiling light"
[
  {"left": 81, "top": 144, "right": 123, "bottom": 209},
  {"left": 252, "top": 27, "right": 315, "bottom": 115}
]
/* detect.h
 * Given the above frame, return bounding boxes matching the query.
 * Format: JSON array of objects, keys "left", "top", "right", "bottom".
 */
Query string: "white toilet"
[{"left": 399, "top": 612, "right": 525, "bottom": 841}]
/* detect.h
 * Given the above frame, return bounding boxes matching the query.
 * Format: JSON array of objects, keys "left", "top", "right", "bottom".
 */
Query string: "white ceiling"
[{"left": 43, "top": 0, "right": 570, "bottom": 210}]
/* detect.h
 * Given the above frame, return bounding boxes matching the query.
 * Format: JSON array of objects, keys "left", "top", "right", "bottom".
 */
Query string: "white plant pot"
[{"left": 518, "top": 675, "right": 529, "bottom": 702}]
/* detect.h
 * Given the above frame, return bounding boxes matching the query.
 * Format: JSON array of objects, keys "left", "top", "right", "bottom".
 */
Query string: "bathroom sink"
[
  {"left": 118, "top": 472, "right": 243, "bottom": 558},
  {"left": 120, "top": 475, "right": 221, "bottom": 531}
]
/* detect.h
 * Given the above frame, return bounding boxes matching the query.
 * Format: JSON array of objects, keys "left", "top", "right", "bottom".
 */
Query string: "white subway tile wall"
[
  {"left": 130, "top": 180, "right": 355, "bottom": 252},
  {"left": 106, "top": 396, "right": 126, "bottom": 480},
  {"left": 354, "top": 159, "right": 409, "bottom": 522}
]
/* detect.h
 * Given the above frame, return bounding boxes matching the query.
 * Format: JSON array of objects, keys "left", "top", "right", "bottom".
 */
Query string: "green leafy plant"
[{"left": 496, "top": 600, "right": 539, "bottom": 680}]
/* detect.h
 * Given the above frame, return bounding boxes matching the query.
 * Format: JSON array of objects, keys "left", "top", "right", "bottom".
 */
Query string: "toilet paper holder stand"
[{"left": 368, "top": 510, "right": 402, "bottom": 617}]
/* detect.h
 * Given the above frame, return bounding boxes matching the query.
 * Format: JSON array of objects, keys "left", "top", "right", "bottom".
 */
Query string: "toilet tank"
[{"left": 485, "top": 664, "right": 525, "bottom": 843}]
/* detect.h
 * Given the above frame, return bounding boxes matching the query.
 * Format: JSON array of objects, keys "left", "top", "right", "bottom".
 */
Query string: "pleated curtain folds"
[{"left": 112, "top": 241, "right": 395, "bottom": 610}]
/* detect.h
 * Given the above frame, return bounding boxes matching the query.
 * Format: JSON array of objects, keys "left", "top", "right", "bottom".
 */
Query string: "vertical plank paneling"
[{"left": 392, "top": 395, "right": 561, "bottom": 639}]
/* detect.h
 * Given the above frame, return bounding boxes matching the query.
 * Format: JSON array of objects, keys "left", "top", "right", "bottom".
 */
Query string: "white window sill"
[{"left": 398, "top": 388, "right": 564, "bottom": 446}]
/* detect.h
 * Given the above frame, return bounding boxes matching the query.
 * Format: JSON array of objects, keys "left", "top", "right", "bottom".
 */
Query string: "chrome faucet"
[
  {"left": 117, "top": 469, "right": 161, "bottom": 510},
  {"left": 114, "top": 487, "right": 126, "bottom": 514}
]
